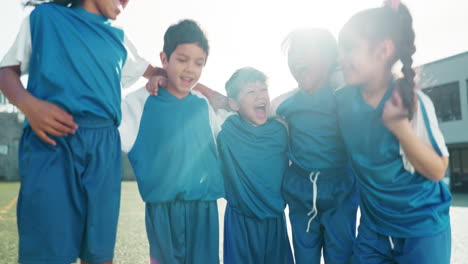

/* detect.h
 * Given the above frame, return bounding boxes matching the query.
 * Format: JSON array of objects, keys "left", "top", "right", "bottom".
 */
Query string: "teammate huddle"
[{"left": 0, "top": 0, "right": 451, "bottom": 263}]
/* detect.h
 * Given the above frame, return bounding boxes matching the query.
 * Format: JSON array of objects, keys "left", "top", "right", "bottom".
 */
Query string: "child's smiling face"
[
  {"left": 83, "top": 0, "right": 129, "bottom": 20},
  {"left": 229, "top": 81, "right": 270, "bottom": 126},
  {"left": 161, "top": 43, "right": 207, "bottom": 98}
]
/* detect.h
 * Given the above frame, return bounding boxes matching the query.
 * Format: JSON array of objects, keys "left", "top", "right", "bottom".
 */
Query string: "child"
[
  {"left": 119, "top": 19, "right": 223, "bottom": 264},
  {"left": 0, "top": 1, "right": 162, "bottom": 263},
  {"left": 336, "top": 1, "right": 451, "bottom": 263},
  {"left": 217, "top": 67, "right": 293, "bottom": 264},
  {"left": 270, "top": 28, "right": 358, "bottom": 263}
]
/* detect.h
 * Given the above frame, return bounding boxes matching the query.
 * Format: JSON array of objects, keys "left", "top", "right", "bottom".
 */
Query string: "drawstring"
[
  {"left": 306, "top": 171, "right": 320, "bottom": 233},
  {"left": 388, "top": 236, "right": 395, "bottom": 251}
]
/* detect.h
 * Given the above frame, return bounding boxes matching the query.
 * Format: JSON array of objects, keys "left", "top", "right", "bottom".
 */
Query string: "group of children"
[{"left": 0, "top": 0, "right": 452, "bottom": 264}]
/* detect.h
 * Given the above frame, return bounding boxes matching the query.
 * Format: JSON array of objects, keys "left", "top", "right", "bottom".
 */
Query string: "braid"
[{"left": 394, "top": 3, "right": 417, "bottom": 119}]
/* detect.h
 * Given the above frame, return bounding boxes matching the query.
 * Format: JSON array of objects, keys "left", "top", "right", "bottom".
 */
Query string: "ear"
[
  {"left": 160, "top": 52, "right": 169, "bottom": 69},
  {"left": 377, "top": 40, "right": 396, "bottom": 62},
  {"left": 228, "top": 98, "right": 240, "bottom": 112}
]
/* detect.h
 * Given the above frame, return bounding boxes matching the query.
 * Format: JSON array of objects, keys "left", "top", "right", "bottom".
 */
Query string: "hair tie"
[{"left": 388, "top": 0, "right": 401, "bottom": 10}]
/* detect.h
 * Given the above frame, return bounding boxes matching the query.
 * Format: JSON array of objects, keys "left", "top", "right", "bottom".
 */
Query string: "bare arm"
[
  {"left": 391, "top": 122, "right": 448, "bottom": 181},
  {"left": 193, "top": 83, "right": 230, "bottom": 111},
  {"left": 142, "top": 65, "right": 166, "bottom": 79},
  {"left": 383, "top": 89, "right": 448, "bottom": 181},
  {"left": 0, "top": 66, "right": 77, "bottom": 145}
]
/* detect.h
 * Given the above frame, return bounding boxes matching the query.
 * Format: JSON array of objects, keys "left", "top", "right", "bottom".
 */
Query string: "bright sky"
[{"left": 1, "top": 0, "right": 467, "bottom": 98}]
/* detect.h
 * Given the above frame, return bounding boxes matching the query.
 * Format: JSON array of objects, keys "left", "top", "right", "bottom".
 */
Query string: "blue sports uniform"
[
  {"left": 120, "top": 87, "right": 224, "bottom": 264},
  {"left": 217, "top": 114, "right": 294, "bottom": 264},
  {"left": 0, "top": 4, "right": 147, "bottom": 264},
  {"left": 335, "top": 82, "right": 452, "bottom": 264},
  {"left": 271, "top": 86, "right": 359, "bottom": 264}
]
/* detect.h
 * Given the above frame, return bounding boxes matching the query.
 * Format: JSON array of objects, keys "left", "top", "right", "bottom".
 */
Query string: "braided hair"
[{"left": 340, "top": 1, "right": 417, "bottom": 119}]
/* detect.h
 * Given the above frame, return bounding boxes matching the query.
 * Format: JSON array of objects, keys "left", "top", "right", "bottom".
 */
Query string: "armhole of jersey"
[{"left": 120, "top": 87, "right": 150, "bottom": 153}]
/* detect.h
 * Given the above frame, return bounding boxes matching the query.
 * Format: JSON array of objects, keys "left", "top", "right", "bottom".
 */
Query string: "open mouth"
[
  {"left": 254, "top": 104, "right": 267, "bottom": 119},
  {"left": 180, "top": 76, "right": 194, "bottom": 86}
]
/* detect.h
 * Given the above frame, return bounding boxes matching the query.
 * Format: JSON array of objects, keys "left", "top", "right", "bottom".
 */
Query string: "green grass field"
[{"left": 0, "top": 182, "right": 149, "bottom": 264}]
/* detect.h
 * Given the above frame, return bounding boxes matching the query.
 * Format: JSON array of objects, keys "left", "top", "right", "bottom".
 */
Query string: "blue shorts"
[
  {"left": 283, "top": 164, "right": 359, "bottom": 264},
  {"left": 145, "top": 200, "right": 219, "bottom": 264},
  {"left": 352, "top": 223, "right": 451, "bottom": 264},
  {"left": 17, "top": 117, "right": 122, "bottom": 264},
  {"left": 223, "top": 204, "right": 294, "bottom": 264}
]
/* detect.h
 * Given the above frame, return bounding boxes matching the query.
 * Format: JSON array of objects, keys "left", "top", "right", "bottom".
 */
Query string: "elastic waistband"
[
  {"left": 290, "top": 162, "right": 348, "bottom": 179},
  {"left": 74, "top": 115, "right": 115, "bottom": 128}
]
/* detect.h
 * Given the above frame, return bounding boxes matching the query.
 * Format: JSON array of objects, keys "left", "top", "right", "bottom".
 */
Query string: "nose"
[{"left": 184, "top": 61, "right": 197, "bottom": 74}]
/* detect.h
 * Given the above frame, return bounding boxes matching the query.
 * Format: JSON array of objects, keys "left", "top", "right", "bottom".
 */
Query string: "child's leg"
[
  {"left": 394, "top": 226, "right": 451, "bottom": 264},
  {"left": 77, "top": 119, "right": 122, "bottom": 264},
  {"left": 17, "top": 127, "right": 85, "bottom": 264},
  {"left": 185, "top": 200, "right": 219, "bottom": 264},
  {"left": 322, "top": 170, "right": 358, "bottom": 264},
  {"left": 351, "top": 223, "right": 396, "bottom": 264},
  {"left": 223, "top": 204, "right": 249, "bottom": 264},
  {"left": 145, "top": 201, "right": 185, "bottom": 264},
  {"left": 263, "top": 212, "right": 294, "bottom": 264},
  {"left": 145, "top": 200, "right": 219, "bottom": 264},
  {"left": 283, "top": 165, "right": 323, "bottom": 264},
  {"left": 322, "top": 199, "right": 357, "bottom": 263},
  {"left": 223, "top": 204, "right": 293, "bottom": 264}
]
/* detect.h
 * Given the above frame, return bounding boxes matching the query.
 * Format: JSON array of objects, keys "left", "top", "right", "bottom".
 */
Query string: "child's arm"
[
  {"left": 0, "top": 16, "right": 77, "bottom": 146},
  {"left": 121, "top": 34, "right": 167, "bottom": 89},
  {"left": 383, "top": 89, "right": 448, "bottom": 182},
  {"left": 145, "top": 75, "right": 230, "bottom": 111},
  {"left": 0, "top": 66, "right": 77, "bottom": 145},
  {"left": 193, "top": 83, "right": 230, "bottom": 111},
  {"left": 143, "top": 65, "right": 167, "bottom": 79}
]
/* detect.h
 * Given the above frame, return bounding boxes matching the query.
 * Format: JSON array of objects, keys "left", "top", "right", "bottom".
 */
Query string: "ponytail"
[{"left": 385, "top": 1, "right": 417, "bottom": 119}]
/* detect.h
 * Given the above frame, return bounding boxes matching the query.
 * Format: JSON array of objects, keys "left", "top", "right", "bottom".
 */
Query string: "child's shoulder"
[
  {"left": 271, "top": 88, "right": 299, "bottom": 105},
  {"left": 31, "top": 3, "right": 63, "bottom": 15},
  {"left": 191, "top": 90, "right": 213, "bottom": 107},
  {"left": 415, "top": 89, "right": 434, "bottom": 106},
  {"left": 269, "top": 88, "right": 300, "bottom": 116},
  {"left": 334, "top": 84, "right": 359, "bottom": 101},
  {"left": 266, "top": 117, "right": 288, "bottom": 136}
]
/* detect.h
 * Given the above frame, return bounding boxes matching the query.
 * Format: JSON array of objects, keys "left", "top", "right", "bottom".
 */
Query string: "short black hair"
[
  {"left": 225, "top": 67, "right": 267, "bottom": 99},
  {"left": 163, "top": 19, "right": 209, "bottom": 61}
]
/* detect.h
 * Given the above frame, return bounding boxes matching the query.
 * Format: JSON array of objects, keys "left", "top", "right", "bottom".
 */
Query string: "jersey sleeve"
[
  {"left": 400, "top": 90, "right": 449, "bottom": 173},
  {"left": 119, "top": 86, "right": 151, "bottom": 152},
  {"left": 121, "top": 33, "right": 150, "bottom": 89},
  {"left": 0, "top": 16, "right": 31, "bottom": 75},
  {"left": 415, "top": 91, "right": 449, "bottom": 157}
]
